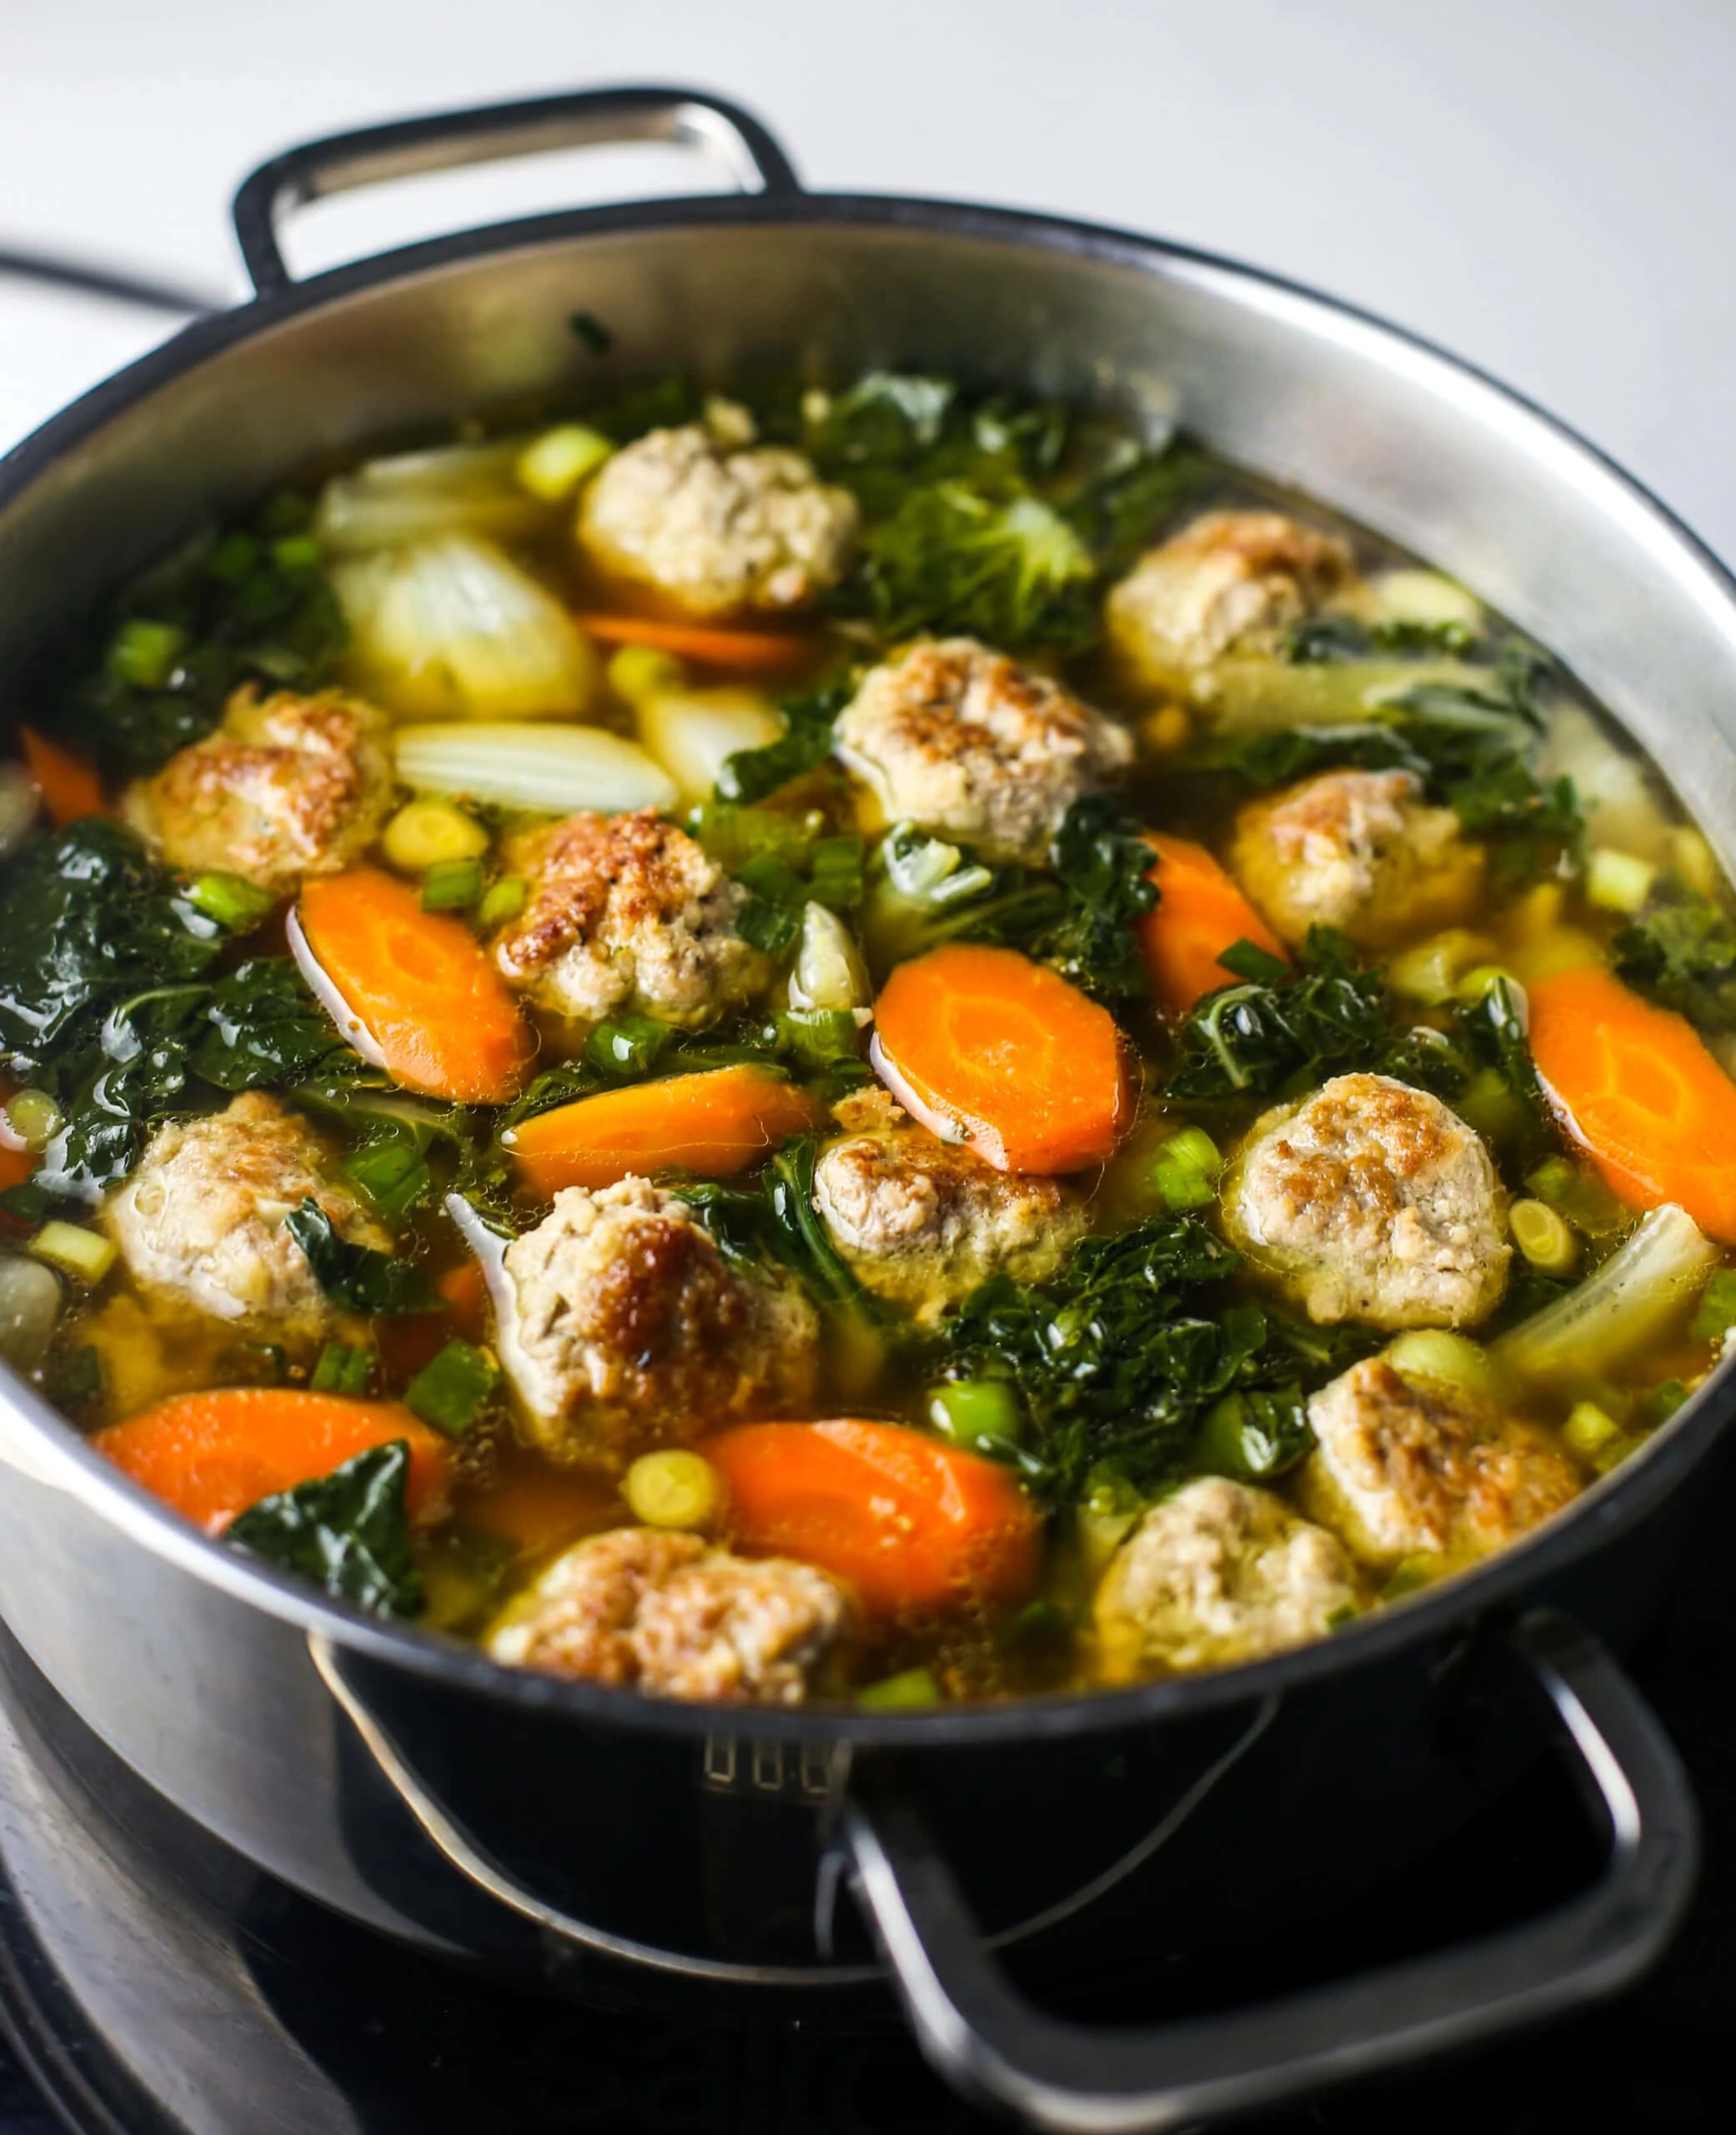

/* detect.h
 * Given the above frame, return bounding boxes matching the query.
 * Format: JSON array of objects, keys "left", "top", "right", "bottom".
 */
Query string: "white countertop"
[{"left": 3, "top": 0, "right": 1733, "bottom": 555}]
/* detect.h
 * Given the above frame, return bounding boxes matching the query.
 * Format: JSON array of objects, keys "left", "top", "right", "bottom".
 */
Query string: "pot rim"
[{"left": 4, "top": 185, "right": 1734, "bottom": 1748}]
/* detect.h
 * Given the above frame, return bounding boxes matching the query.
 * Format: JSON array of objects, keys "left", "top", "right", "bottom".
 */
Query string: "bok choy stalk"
[
  {"left": 394, "top": 722, "right": 675, "bottom": 816},
  {"left": 314, "top": 440, "right": 554, "bottom": 554},
  {"left": 1493, "top": 1203, "right": 1721, "bottom": 1393},
  {"left": 331, "top": 534, "right": 598, "bottom": 720}
]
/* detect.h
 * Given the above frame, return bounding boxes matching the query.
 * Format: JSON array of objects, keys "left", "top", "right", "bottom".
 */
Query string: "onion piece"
[
  {"left": 395, "top": 721, "right": 676, "bottom": 816},
  {"left": 331, "top": 534, "right": 598, "bottom": 721},
  {"left": 285, "top": 906, "right": 389, "bottom": 1069},
  {"left": 635, "top": 685, "right": 783, "bottom": 807},
  {"left": 1493, "top": 1203, "right": 1720, "bottom": 1393},
  {"left": 315, "top": 441, "right": 551, "bottom": 554}
]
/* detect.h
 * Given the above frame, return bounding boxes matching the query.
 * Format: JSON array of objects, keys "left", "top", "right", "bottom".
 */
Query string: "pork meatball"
[
  {"left": 495, "top": 1178, "right": 819, "bottom": 1465},
  {"left": 1229, "top": 767, "right": 1484, "bottom": 952},
  {"left": 1302, "top": 1355, "right": 1580, "bottom": 1569},
  {"left": 577, "top": 418, "right": 858, "bottom": 618},
  {"left": 101, "top": 1092, "right": 389, "bottom": 1338},
  {"left": 1094, "top": 1477, "right": 1360, "bottom": 1678},
  {"left": 492, "top": 809, "right": 766, "bottom": 1030},
  {"left": 811, "top": 1088, "right": 1086, "bottom": 1326},
  {"left": 833, "top": 638, "right": 1134, "bottom": 866},
  {"left": 122, "top": 686, "right": 393, "bottom": 895},
  {"left": 486, "top": 1526, "right": 853, "bottom": 1703},
  {"left": 1105, "top": 510, "right": 1357, "bottom": 697},
  {"left": 1222, "top": 1073, "right": 1509, "bottom": 1330}
]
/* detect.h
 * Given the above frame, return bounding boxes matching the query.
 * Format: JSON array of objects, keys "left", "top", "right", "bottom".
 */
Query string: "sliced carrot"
[
  {"left": 506, "top": 1064, "right": 825, "bottom": 1195},
  {"left": 871, "top": 942, "right": 1132, "bottom": 1174},
  {"left": 297, "top": 868, "right": 532, "bottom": 1106},
  {"left": 578, "top": 611, "right": 820, "bottom": 676},
  {"left": 1139, "top": 831, "right": 1287, "bottom": 1016},
  {"left": 705, "top": 1419, "right": 1043, "bottom": 1614},
  {"left": 95, "top": 1389, "right": 454, "bottom": 1536},
  {"left": 1528, "top": 963, "right": 1736, "bottom": 1241},
  {"left": 19, "top": 726, "right": 107, "bottom": 826}
]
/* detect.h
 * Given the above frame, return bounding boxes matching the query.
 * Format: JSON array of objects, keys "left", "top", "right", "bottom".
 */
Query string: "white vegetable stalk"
[
  {"left": 1493, "top": 1203, "right": 1721, "bottom": 1392},
  {"left": 331, "top": 534, "right": 598, "bottom": 721},
  {"left": 635, "top": 685, "right": 784, "bottom": 807},
  {"left": 789, "top": 903, "right": 871, "bottom": 1013},
  {"left": 395, "top": 722, "right": 676, "bottom": 816},
  {"left": 315, "top": 441, "right": 551, "bottom": 553}
]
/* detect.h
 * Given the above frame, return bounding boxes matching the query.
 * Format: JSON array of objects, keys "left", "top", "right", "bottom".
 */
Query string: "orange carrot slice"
[
  {"left": 19, "top": 727, "right": 107, "bottom": 826},
  {"left": 871, "top": 942, "right": 1132, "bottom": 1173},
  {"left": 506, "top": 1064, "right": 824, "bottom": 1196},
  {"left": 96, "top": 1389, "right": 453, "bottom": 1535},
  {"left": 579, "top": 611, "right": 820, "bottom": 676},
  {"left": 1139, "top": 831, "right": 1287, "bottom": 1016},
  {"left": 706, "top": 1419, "right": 1042, "bottom": 1613},
  {"left": 296, "top": 868, "right": 532, "bottom": 1105},
  {"left": 1528, "top": 963, "right": 1736, "bottom": 1241}
]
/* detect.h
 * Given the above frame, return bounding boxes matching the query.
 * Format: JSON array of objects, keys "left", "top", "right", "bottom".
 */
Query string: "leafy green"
[
  {"left": 670, "top": 1136, "right": 865, "bottom": 1309},
  {"left": 227, "top": 1440, "right": 422, "bottom": 1618},
  {"left": 311, "top": 1342, "right": 375, "bottom": 1395},
  {"left": 846, "top": 482, "right": 1097, "bottom": 649},
  {"left": 716, "top": 679, "right": 854, "bottom": 804},
  {"left": 193, "top": 958, "right": 363, "bottom": 1091},
  {"left": 1191, "top": 1387, "right": 1314, "bottom": 1481},
  {"left": 941, "top": 1218, "right": 1274, "bottom": 1503},
  {"left": 405, "top": 1339, "right": 500, "bottom": 1437},
  {"left": 1613, "top": 892, "right": 1736, "bottom": 1031},
  {"left": 283, "top": 1199, "right": 439, "bottom": 1315},
  {"left": 53, "top": 496, "right": 346, "bottom": 779},
  {"left": 1166, "top": 929, "right": 1403, "bottom": 1099},
  {"left": 1283, "top": 611, "right": 1475, "bottom": 662}
]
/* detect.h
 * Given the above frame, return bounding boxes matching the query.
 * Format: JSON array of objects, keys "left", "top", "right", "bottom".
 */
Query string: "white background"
[{"left": 2, "top": 0, "right": 1733, "bottom": 555}]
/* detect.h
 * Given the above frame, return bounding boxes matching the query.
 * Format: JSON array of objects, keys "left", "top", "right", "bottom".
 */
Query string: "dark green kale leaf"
[
  {"left": 283, "top": 1199, "right": 439, "bottom": 1315},
  {"left": 716, "top": 678, "right": 854, "bottom": 804},
  {"left": 227, "top": 1440, "right": 423, "bottom": 1618},
  {"left": 1613, "top": 892, "right": 1736, "bottom": 1031},
  {"left": 670, "top": 1135, "right": 865, "bottom": 1308},
  {"left": 193, "top": 958, "right": 368, "bottom": 1090},
  {"left": 55, "top": 499, "right": 346, "bottom": 779},
  {"left": 943, "top": 1218, "right": 1271, "bottom": 1503},
  {"left": 804, "top": 372, "right": 957, "bottom": 466},
  {"left": 886, "top": 797, "right": 1159, "bottom": 1004},
  {"left": 1165, "top": 929, "right": 1401, "bottom": 1098},
  {"left": 1282, "top": 611, "right": 1475, "bottom": 662}
]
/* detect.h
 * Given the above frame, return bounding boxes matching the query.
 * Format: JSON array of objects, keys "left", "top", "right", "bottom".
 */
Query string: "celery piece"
[
  {"left": 476, "top": 875, "right": 528, "bottom": 929},
  {"left": 585, "top": 1014, "right": 670, "bottom": 1078},
  {"left": 738, "top": 896, "right": 801, "bottom": 957},
  {"left": 420, "top": 857, "right": 484, "bottom": 912},
  {"left": 311, "top": 1342, "right": 374, "bottom": 1396},
  {"left": 807, "top": 836, "right": 865, "bottom": 912},
  {"left": 184, "top": 869, "right": 275, "bottom": 932},
  {"left": 856, "top": 1667, "right": 941, "bottom": 1712},
  {"left": 777, "top": 1008, "right": 860, "bottom": 1068},
  {"left": 106, "top": 619, "right": 187, "bottom": 691},
  {"left": 28, "top": 1222, "right": 117, "bottom": 1284},
  {"left": 405, "top": 1339, "right": 500, "bottom": 1438},
  {"left": 927, "top": 1379, "right": 1024, "bottom": 1454},
  {"left": 623, "top": 1449, "right": 722, "bottom": 1530}
]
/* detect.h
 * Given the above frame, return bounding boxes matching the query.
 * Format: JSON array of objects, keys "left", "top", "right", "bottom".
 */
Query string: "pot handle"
[
  {"left": 840, "top": 1611, "right": 1698, "bottom": 2135},
  {"left": 232, "top": 84, "right": 802, "bottom": 295}
]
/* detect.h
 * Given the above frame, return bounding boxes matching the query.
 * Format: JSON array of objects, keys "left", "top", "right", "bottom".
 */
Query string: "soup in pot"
[{"left": 3, "top": 369, "right": 1733, "bottom": 1707}]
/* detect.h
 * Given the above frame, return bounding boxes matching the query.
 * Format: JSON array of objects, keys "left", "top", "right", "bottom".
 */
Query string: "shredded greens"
[
  {"left": 228, "top": 1440, "right": 422, "bottom": 1618},
  {"left": 1614, "top": 890, "right": 1736, "bottom": 1030}
]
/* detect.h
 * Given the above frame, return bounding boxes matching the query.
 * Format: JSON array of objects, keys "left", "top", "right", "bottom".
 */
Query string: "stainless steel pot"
[{"left": 0, "top": 84, "right": 1728, "bottom": 2134}]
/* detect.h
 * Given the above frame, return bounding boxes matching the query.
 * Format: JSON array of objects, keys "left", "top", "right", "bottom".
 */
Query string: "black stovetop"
[{"left": 0, "top": 1461, "right": 1728, "bottom": 2135}]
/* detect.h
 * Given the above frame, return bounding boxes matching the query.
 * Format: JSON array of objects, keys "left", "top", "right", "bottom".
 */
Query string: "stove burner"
[{"left": 0, "top": 1461, "right": 1729, "bottom": 2135}]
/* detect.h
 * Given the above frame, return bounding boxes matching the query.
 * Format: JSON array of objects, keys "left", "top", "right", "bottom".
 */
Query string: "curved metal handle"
[
  {"left": 0, "top": 244, "right": 219, "bottom": 317},
  {"left": 232, "top": 83, "right": 802, "bottom": 296},
  {"left": 842, "top": 1611, "right": 1700, "bottom": 2135}
]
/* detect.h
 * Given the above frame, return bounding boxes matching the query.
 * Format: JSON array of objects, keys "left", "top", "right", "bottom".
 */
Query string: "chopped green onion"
[
  {"left": 807, "top": 836, "right": 865, "bottom": 911},
  {"left": 311, "top": 1342, "right": 375, "bottom": 1395},
  {"left": 1192, "top": 1388, "right": 1311, "bottom": 1480},
  {"left": 1149, "top": 1126, "right": 1222, "bottom": 1213},
  {"left": 183, "top": 869, "right": 275, "bottom": 932},
  {"left": 404, "top": 1339, "right": 500, "bottom": 1438},
  {"left": 855, "top": 1667, "right": 941, "bottom": 1712},
  {"left": 1385, "top": 1329, "right": 1498, "bottom": 1401},
  {"left": 1585, "top": 847, "right": 1657, "bottom": 914},
  {"left": 1508, "top": 1198, "right": 1579, "bottom": 1277},
  {"left": 777, "top": 1007, "right": 860, "bottom": 1068},
  {"left": 1691, "top": 1267, "right": 1736, "bottom": 1343},
  {"left": 1562, "top": 1399, "right": 1623, "bottom": 1465},
  {"left": 585, "top": 1014, "right": 671, "bottom": 1077},
  {"left": 1523, "top": 1156, "right": 1628, "bottom": 1238},
  {"left": 204, "top": 532, "right": 258, "bottom": 582},
  {"left": 421, "top": 857, "right": 485, "bottom": 912},
  {"left": 738, "top": 895, "right": 802, "bottom": 957},
  {"left": 476, "top": 875, "right": 528, "bottom": 928},
  {"left": 1383, "top": 1557, "right": 1438, "bottom": 1601},
  {"left": 3, "top": 1088, "right": 62, "bottom": 1153},
  {"left": 342, "top": 1141, "right": 433, "bottom": 1220},
  {"left": 623, "top": 1449, "right": 723, "bottom": 1530},
  {"left": 384, "top": 799, "right": 489, "bottom": 873},
  {"left": 517, "top": 423, "right": 614, "bottom": 501},
  {"left": 106, "top": 619, "right": 187, "bottom": 690},
  {"left": 689, "top": 799, "right": 818, "bottom": 872},
  {"left": 28, "top": 1222, "right": 117, "bottom": 1285},
  {"left": 927, "top": 1379, "right": 1023, "bottom": 1453},
  {"left": 270, "top": 534, "right": 324, "bottom": 574},
  {"left": 736, "top": 851, "right": 806, "bottom": 906}
]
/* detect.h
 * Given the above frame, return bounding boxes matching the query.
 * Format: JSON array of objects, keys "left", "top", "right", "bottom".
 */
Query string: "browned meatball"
[
  {"left": 495, "top": 1178, "right": 819, "bottom": 1465},
  {"left": 491, "top": 809, "right": 766, "bottom": 1029},
  {"left": 811, "top": 1088, "right": 1086, "bottom": 1326},
  {"left": 485, "top": 1527, "right": 853, "bottom": 1703},
  {"left": 1230, "top": 767, "right": 1484, "bottom": 952},
  {"left": 1105, "top": 510, "right": 1357, "bottom": 696},
  {"left": 1302, "top": 1355, "right": 1581, "bottom": 1569},
  {"left": 1222, "top": 1073, "right": 1510, "bottom": 1329},
  {"left": 833, "top": 638, "right": 1134, "bottom": 866},
  {"left": 122, "top": 686, "right": 393, "bottom": 894}
]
